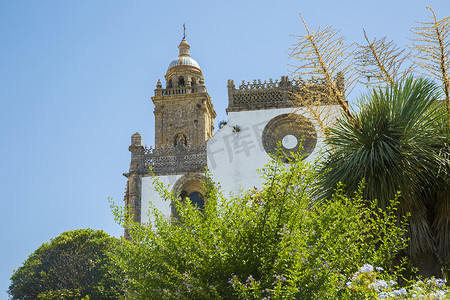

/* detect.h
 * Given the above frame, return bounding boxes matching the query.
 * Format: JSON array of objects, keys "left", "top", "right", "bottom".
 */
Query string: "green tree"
[
  {"left": 319, "top": 77, "right": 449, "bottom": 278},
  {"left": 8, "top": 229, "right": 126, "bottom": 300},
  {"left": 112, "top": 152, "right": 409, "bottom": 299},
  {"left": 291, "top": 8, "right": 450, "bottom": 278}
]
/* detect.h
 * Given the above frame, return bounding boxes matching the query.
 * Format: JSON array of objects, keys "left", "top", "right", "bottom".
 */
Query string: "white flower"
[
  {"left": 369, "top": 280, "right": 389, "bottom": 291},
  {"left": 426, "top": 278, "right": 447, "bottom": 288},
  {"left": 359, "top": 264, "right": 374, "bottom": 273},
  {"left": 414, "top": 286, "right": 423, "bottom": 292},
  {"left": 433, "top": 289, "right": 447, "bottom": 296},
  {"left": 378, "top": 291, "right": 390, "bottom": 299},
  {"left": 392, "top": 288, "right": 407, "bottom": 296},
  {"left": 435, "top": 279, "right": 447, "bottom": 288}
]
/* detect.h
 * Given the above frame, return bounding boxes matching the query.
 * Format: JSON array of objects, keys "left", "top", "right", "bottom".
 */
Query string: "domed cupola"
[
  {"left": 167, "top": 39, "right": 202, "bottom": 71},
  {"left": 164, "top": 39, "right": 204, "bottom": 89}
]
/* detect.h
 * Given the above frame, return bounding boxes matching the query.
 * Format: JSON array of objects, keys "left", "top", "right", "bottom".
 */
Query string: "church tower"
[
  {"left": 152, "top": 39, "right": 216, "bottom": 152},
  {"left": 124, "top": 37, "right": 216, "bottom": 229}
]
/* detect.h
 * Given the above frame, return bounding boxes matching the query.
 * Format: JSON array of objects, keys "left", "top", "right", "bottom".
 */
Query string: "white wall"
[
  {"left": 141, "top": 174, "right": 182, "bottom": 222},
  {"left": 207, "top": 107, "right": 337, "bottom": 195},
  {"left": 141, "top": 105, "right": 341, "bottom": 219}
]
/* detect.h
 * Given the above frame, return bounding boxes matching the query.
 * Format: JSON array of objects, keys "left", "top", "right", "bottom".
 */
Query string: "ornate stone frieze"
[
  {"left": 142, "top": 145, "right": 207, "bottom": 175},
  {"left": 227, "top": 75, "right": 339, "bottom": 112}
]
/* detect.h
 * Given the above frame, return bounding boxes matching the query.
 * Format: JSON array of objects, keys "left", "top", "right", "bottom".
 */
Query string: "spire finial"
[{"left": 178, "top": 27, "right": 190, "bottom": 57}]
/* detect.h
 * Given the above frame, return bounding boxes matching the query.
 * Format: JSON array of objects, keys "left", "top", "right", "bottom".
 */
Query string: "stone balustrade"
[{"left": 154, "top": 85, "right": 207, "bottom": 96}]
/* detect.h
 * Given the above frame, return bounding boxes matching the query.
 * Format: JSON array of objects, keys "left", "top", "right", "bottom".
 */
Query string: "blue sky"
[{"left": 0, "top": 0, "right": 448, "bottom": 297}]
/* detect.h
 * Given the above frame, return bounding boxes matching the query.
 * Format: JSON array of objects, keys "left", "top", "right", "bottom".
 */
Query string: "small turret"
[
  {"left": 131, "top": 132, "right": 142, "bottom": 147},
  {"left": 178, "top": 39, "right": 190, "bottom": 57}
]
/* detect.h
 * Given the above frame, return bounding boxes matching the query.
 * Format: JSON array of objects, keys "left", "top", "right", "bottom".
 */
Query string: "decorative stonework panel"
[
  {"left": 143, "top": 145, "right": 207, "bottom": 175},
  {"left": 262, "top": 114, "right": 317, "bottom": 160},
  {"left": 227, "top": 75, "right": 341, "bottom": 112}
]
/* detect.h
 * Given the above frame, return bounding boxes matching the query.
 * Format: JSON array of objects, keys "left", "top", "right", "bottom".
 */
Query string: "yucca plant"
[{"left": 319, "top": 77, "right": 450, "bottom": 278}]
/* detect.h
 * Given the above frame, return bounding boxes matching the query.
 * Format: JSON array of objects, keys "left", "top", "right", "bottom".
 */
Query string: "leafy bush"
[
  {"left": 112, "top": 152, "right": 410, "bottom": 299},
  {"left": 8, "top": 229, "right": 126, "bottom": 300}
]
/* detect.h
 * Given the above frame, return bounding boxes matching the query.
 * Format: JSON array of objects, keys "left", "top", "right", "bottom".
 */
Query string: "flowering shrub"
[
  {"left": 111, "top": 152, "right": 411, "bottom": 299},
  {"left": 347, "top": 264, "right": 449, "bottom": 299}
]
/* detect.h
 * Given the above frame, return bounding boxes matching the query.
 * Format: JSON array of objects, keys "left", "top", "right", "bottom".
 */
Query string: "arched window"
[
  {"left": 189, "top": 191, "right": 204, "bottom": 210},
  {"left": 167, "top": 79, "right": 173, "bottom": 88},
  {"left": 173, "top": 174, "right": 205, "bottom": 217},
  {"left": 191, "top": 78, "right": 196, "bottom": 87},
  {"left": 178, "top": 76, "right": 185, "bottom": 87}
]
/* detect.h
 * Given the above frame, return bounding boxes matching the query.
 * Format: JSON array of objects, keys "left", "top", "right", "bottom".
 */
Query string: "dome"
[
  {"left": 168, "top": 56, "right": 201, "bottom": 70},
  {"left": 166, "top": 38, "right": 202, "bottom": 72}
]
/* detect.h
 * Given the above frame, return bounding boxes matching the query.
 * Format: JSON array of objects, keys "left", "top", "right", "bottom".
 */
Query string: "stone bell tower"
[
  {"left": 124, "top": 38, "right": 216, "bottom": 228},
  {"left": 152, "top": 39, "right": 216, "bottom": 153}
]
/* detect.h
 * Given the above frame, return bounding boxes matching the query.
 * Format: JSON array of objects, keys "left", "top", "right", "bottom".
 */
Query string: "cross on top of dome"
[{"left": 167, "top": 25, "right": 201, "bottom": 71}]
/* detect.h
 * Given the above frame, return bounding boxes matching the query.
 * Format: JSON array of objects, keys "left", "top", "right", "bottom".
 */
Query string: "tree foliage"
[
  {"left": 8, "top": 229, "right": 126, "bottom": 300},
  {"left": 355, "top": 29, "right": 413, "bottom": 87},
  {"left": 410, "top": 6, "right": 450, "bottom": 117},
  {"left": 290, "top": 8, "right": 450, "bottom": 128},
  {"left": 319, "top": 77, "right": 449, "bottom": 278},
  {"left": 112, "top": 153, "right": 409, "bottom": 299},
  {"left": 290, "top": 7, "right": 450, "bottom": 278},
  {"left": 289, "top": 16, "right": 358, "bottom": 133}
]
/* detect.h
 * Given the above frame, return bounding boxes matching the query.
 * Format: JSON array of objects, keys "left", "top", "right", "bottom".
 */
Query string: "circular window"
[
  {"left": 262, "top": 114, "right": 317, "bottom": 161},
  {"left": 282, "top": 135, "right": 298, "bottom": 149}
]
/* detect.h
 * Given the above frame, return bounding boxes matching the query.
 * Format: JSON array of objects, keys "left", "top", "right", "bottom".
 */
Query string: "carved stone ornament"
[{"left": 262, "top": 114, "right": 317, "bottom": 161}]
